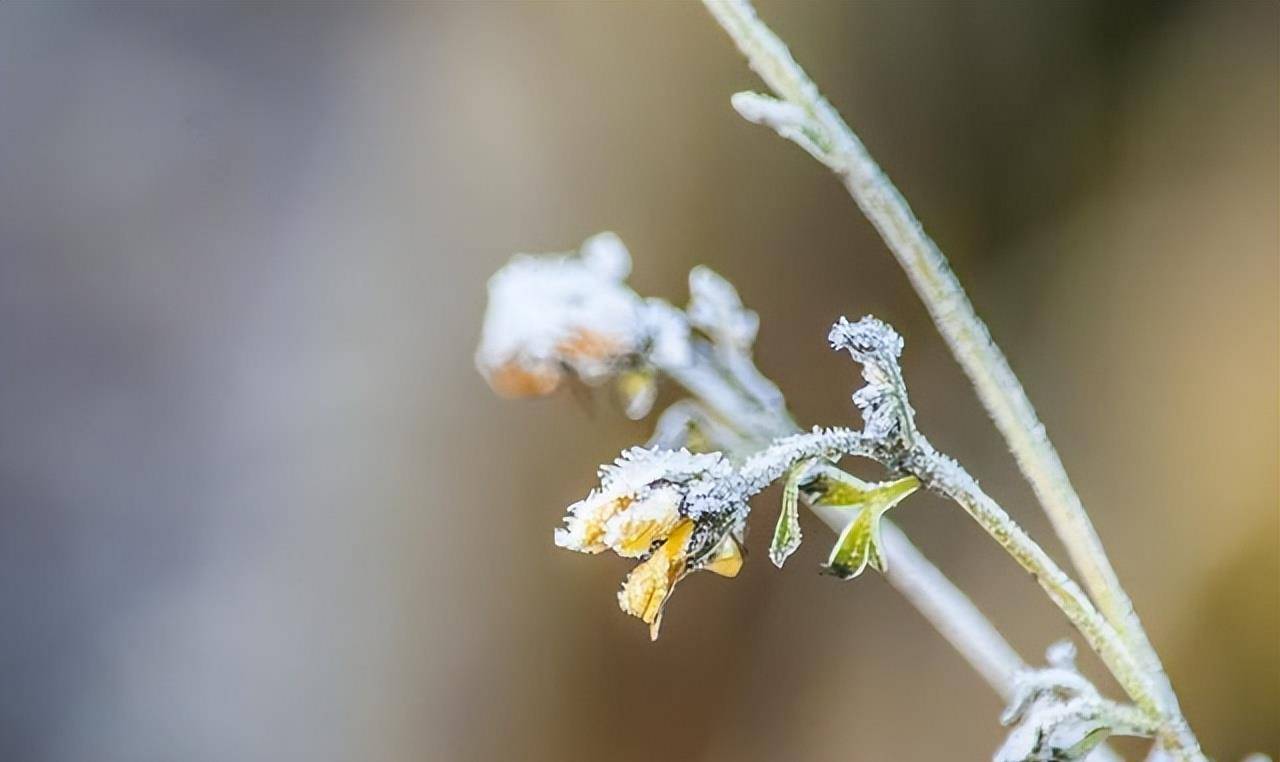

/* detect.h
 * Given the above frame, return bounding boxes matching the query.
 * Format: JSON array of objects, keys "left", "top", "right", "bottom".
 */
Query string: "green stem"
[{"left": 701, "top": 0, "right": 1198, "bottom": 757}]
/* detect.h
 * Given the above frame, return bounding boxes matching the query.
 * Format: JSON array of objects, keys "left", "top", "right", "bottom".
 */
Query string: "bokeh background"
[{"left": 1, "top": 1, "right": 1275, "bottom": 760}]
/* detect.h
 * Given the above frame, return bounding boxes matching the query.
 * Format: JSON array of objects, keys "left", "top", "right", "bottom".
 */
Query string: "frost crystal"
[
  {"left": 687, "top": 266, "right": 760, "bottom": 349},
  {"left": 475, "top": 232, "right": 691, "bottom": 399},
  {"left": 640, "top": 298, "right": 694, "bottom": 369},
  {"left": 646, "top": 400, "right": 748, "bottom": 455},
  {"left": 828, "top": 316, "right": 917, "bottom": 445},
  {"left": 996, "top": 642, "right": 1148, "bottom": 762}
]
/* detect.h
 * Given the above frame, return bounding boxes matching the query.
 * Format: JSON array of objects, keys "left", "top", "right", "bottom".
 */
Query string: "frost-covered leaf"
[
  {"left": 997, "top": 642, "right": 1155, "bottom": 762},
  {"left": 685, "top": 266, "right": 785, "bottom": 412},
  {"left": 996, "top": 706, "right": 1111, "bottom": 762},
  {"left": 769, "top": 460, "right": 812, "bottom": 567},
  {"left": 640, "top": 298, "right": 693, "bottom": 370},
  {"left": 687, "top": 266, "right": 759, "bottom": 349},
  {"left": 828, "top": 316, "right": 917, "bottom": 445}
]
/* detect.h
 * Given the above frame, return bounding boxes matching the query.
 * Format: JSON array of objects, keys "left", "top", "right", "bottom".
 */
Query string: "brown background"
[{"left": 0, "top": 1, "right": 1275, "bottom": 760}]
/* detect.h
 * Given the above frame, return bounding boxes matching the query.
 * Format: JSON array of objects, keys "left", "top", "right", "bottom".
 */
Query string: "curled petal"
[
  {"left": 618, "top": 519, "right": 695, "bottom": 640},
  {"left": 700, "top": 533, "right": 744, "bottom": 578}
]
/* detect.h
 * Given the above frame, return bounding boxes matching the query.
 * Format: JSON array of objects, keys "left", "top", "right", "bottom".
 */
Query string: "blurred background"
[{"left": 0, "top": 1, "right": 1275, "bottom": 760}]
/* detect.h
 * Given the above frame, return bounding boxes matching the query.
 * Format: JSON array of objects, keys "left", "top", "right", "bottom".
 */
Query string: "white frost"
[{"left": 475, "top": 232, "right": 692, "bottom": 397}]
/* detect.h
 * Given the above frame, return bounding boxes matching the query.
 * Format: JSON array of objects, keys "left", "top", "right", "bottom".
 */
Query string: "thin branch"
[
  {"left": 705, "top": 0, "right": 1158, "bottom": 670},
  {"left": 862, "top": 516, "right": 1026, "bottom": 699},
  {"left": 671, "top": 362, "right": 1134, "bottom": 758},
  {"left": 900, "top": 441, "right": 1166, "bottom": 721},
  {"left": 661, "top": 356, "right": 1033, "bottom": 708},
  {"left": 749, "top": 430, "right": 1173, "bottom": 743},
  {"left": 703, "top": 0, "right": 1181, "bottom": 737}
]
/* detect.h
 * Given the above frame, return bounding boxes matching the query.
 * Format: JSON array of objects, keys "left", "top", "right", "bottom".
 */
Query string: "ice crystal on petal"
[
  {"left": 553, "top": 490, "right": 629, "bottom": 555},
  {"left": 602, "top": 486, "right": 682, "bottom": 558},
  {"left": 556, "top": 446, "right": 750, "bottom": 637},
  {"left": 599, "top": 447, "right": 732, "bottom": 496}
]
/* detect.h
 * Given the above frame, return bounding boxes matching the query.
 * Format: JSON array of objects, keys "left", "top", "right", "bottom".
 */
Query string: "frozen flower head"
[
  {"left": 476, "top": 232, "right": 641, "bottom": 397},
  {"left": 555, "top": 447, "right": 748, "bottom": 639},
  {"left": 476, "top": 233, "right": 691, "bottom": 413}
]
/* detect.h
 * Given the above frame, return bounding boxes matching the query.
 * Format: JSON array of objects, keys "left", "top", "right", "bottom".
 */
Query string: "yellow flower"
[
  {"left": 555, "top": 447, "right": 748, "bottom": 639},
  {"left": 554, "top": 487, "right": 683, "bottom": 558},
  {"left": 618, "top": 519, "right": 695, "bottom": 640},
  {"left": 554, "top": 492, "right": 630, "bottom": 554},
  {"left": 618, "top": 520, "right": 744, "bottom": 640}
]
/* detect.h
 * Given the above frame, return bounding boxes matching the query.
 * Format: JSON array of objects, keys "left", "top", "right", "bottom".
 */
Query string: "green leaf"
[
  {"left": 817, "top": 474, "right": 919, "bottom": 579},
  {"left": 1063, "top": 727, "right": 1112, "bottom": 760},
  {"left": 824, "top": 505, "right": 879, "bottom": 579},
  {"left": 769, "top": 461, "right": 809, "bottom": 567}
]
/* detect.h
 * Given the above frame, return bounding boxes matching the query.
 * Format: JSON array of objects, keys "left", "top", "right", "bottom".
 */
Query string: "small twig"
[
  {"left": 661, "top": 350, "right": 1033, "bottom": 707},
  {"left": 702, "top": 0, "right": 1195, "bottom": 755},
  {"left": 703, "top": 0, "right": 1174, "bottom": 704},
  {"left": 743, "top": 429, "right": 1169, "bottom": 733}
]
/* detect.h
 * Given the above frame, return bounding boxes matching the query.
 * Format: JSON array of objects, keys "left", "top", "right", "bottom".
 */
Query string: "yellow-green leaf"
[
  {"left": 819, "top": 474, "right": 919, "bottom": 579},
  {"left": 769, "top": 461, "right": 809, "bottom": 567}
]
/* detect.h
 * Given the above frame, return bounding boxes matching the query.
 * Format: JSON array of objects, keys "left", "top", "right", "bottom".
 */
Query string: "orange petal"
[
  {"left": 556, "top": 329, "right": 625, "bottom": 361},
  {"left": 486, "top": 360, "right": 562, "bottom": 398}
]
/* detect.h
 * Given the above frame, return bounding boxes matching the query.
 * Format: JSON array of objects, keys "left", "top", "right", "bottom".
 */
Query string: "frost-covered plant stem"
[
  {"left": 703, "top": 0, "right": 1196, "bottom": 755},
  {"left": 663, "top": 344, "right": 1030, "bottom": 700},
  {"left": 748, "top": 428, "right": 1185, "bottom": 756},
  {"left": 670, "top": 318, "right": 1138, "bottom": 757},
  {"left": 899, "top": 442, "right": 1167, "bottom": 724},
  {"left": 653, "top": 321, "right": 1141, "bottom": 757},
  {"left": 704, "top": 0, "right": 1152, "bottom": 667}
]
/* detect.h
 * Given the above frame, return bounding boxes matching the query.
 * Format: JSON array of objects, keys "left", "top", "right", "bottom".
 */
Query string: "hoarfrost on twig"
[
  {"left": 828, "top": 316, "right": 917, "bottom": 446},
  {"left": 997, "top": 642, "right": 1156, "bottom": 762}
]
